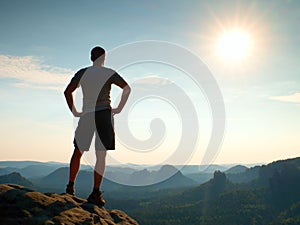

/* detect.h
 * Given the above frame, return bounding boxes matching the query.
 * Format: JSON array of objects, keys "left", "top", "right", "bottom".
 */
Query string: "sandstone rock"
[{"left": 0, "top": 184, "right": 138, "bottom": 225}]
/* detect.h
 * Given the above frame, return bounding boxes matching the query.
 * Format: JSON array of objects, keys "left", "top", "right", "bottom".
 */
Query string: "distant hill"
[
  {"left": 225, "top": 158, "right": 300, "bottom": 185},
  {"left": 33, "top": 167, "right": 127, "bottom": 196},
  {"left": 126, "top": 165, "right": 196, "bottom": 187},
  {"left": 33, "top": 167, "right": 70, "bottom": 192},
  {"left": 114, "top": 157, "right": 300, "bottom": 225},
  {"left": 185, "top": 172, "right": 213, "bottom": 184},
  {"left": 257, "top": 157, "right": 300, "bottom": 186},
  {"left": 225, "top": 165, "right": 248, "bottom": 174},
  {"left": 181, "top": 165, "right": 249, "bottom": 185},
  {"left": 0, "top": 172, "right": 33, "bottom": 187},
  {"left": 0, "top": 184, "right": 138, "bottom": 225},
  {"left": 226, "top": 165, "right": 260, "bottom": 183},
  {"left": 0, "top": 167, "right": 17, "bottom": 176},
  {"left": 179, "top": 164, "right": 232, "bottom": 175},
  {"left": 106, "top": 166, "right": 137, "bottom": 174},
  {"left": 0, "top": 161, "right": 49, "bottom": 168},
  {"left": 148, "top": 165, "right": 197, "bottom": 189},
  {"left": 0, "top": 165, "right": 58, "bottom": 179},
  {"left": 19, "top": 164, "right": 59, "bottom": 178},
  {"left": 180, "top": 164, "right": 243, "bottom": 185},
  {"left": 0, "top": 161, "right": 91, "bottom": 178},
  {"left": 32, "top": 165, "right": 197, "bottom": 199}
]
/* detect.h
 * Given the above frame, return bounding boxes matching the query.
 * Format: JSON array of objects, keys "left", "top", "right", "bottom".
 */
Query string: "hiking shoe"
[
  {"left": 87, "top": 190, "right": 106, "bottom": 207},
  {"left": 66, "top": 183, "right": 75, "bottom": 195}
]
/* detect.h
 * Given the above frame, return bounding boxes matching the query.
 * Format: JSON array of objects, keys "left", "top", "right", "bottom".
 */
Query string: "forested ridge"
[{"left": 110, "top": 157, "right": 300, "bottom": 225}]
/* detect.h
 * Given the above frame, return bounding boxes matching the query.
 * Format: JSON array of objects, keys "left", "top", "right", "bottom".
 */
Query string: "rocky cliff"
[{"left": 0, "top": 184, "right": 138, "bottom": 225}]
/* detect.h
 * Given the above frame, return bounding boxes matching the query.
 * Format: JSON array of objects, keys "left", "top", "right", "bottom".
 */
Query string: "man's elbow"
[
  {"left": 64, "top": 89, "right": 69, "bottom": 96},
  {"left": 64, "top": 82, "right": 77, "bottom": 96},
  {"left": 124, "top": 85, "right": 131, "bottom": 95},
  {"left": 64, "top": 88, "right": 72, "bottom": 97}
]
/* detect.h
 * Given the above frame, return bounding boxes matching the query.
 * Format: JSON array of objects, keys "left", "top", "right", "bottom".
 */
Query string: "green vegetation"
[{"left": 106, "top": 157, "right": 300, "bottom": 225}]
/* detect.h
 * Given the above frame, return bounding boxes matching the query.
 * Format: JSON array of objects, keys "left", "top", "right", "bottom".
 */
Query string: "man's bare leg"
[
  {"left": 69, "top": 148, "right": 83, "bottom": 183},
  {"left": 66, "top": 148, "right": 83, "bottom": 195},
  {"left": 87, "top": 150, "right": 107, "bottom": 206},
  {"left": 94, "top": 150, "right": 107, "bottom": 190}
]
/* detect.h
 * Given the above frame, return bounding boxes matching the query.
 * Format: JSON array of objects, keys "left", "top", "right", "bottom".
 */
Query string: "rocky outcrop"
[{"left": 0, "top": 184, "right": 138, "bottom": 225}]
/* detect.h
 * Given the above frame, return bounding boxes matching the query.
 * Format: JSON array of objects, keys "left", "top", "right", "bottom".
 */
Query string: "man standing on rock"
[{"left": 64, "top": 46, "right": 131, "bottom": 206}]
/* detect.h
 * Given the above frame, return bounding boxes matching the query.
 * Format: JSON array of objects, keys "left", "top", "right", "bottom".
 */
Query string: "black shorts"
[{"left": 73, "top": 109, "right": 115, "bottom": 151}]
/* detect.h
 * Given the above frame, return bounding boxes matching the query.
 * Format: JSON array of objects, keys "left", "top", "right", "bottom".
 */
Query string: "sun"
[{"left": 216, "top": 29, "right": 252, "bottom": 61}]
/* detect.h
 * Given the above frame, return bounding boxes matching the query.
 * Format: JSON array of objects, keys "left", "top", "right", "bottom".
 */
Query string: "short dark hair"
[{"left": 90, "top": 46, "right": 106, "bottom": 62}]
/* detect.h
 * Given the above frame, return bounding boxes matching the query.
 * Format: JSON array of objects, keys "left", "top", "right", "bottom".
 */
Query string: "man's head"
[{"left": 91, "top": 46, "right": 106, "bottom": 63}]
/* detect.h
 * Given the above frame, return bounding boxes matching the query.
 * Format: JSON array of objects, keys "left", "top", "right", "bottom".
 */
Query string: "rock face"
[{"left": 0, "top": 184, "right": 139, "bottom": 225}]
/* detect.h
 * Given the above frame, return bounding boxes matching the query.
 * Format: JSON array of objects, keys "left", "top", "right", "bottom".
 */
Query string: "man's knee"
[
  {"left": 96, "top": 150, "right": 107, "bottom": 159},
  {"left": 73, "top": 148, "right": 83, "bottom": 157}
]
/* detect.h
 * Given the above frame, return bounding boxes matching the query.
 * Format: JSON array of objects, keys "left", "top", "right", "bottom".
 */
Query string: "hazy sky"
[{"left": 0, "top": 0, "right": 299, "bottom": 165}]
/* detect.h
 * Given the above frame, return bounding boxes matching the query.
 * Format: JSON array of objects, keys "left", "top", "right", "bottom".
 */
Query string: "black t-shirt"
[{"left": 71, "top": 66, "right": 127, "bottom": 112}]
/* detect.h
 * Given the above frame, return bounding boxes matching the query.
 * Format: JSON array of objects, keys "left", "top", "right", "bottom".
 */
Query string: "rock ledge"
[{"left": 0, "top": 184, "right": 138, "bottom": 225}]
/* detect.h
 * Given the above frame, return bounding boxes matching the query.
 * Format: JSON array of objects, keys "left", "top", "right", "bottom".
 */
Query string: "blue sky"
[{"left": 0, "top": 0, "right": 299, "bottom": 165}]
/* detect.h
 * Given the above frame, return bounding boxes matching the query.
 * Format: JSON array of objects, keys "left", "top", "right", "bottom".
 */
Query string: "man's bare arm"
[
  {"left": 64, "top": 82, "right": 82, "bottom": 117},
  {"left": 112, "top": 85, "right": 131, "bottom": 115}
]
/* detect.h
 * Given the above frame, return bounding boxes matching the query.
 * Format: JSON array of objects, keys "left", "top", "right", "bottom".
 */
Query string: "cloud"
[
  {"left": 133, "top": 75, "right": 172, "bottom": 86},
  {"left": 270, "top": 92, "right": 300, "bottom": 103},
  {"left": 0, "top": 54, "right": 73, "bottom": 91}
]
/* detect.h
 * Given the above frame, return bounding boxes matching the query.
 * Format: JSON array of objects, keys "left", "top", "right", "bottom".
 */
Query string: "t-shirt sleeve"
[
  {"left": 111, "top": 72, "right": 128, "bottom": 88},
  {"left": 70, "top": 68, "right": 86, "bottom": 87}
]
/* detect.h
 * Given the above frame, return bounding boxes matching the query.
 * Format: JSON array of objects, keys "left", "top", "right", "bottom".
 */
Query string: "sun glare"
[{"left": 216, "top": 30, "right": 252, "bottom": 61}]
